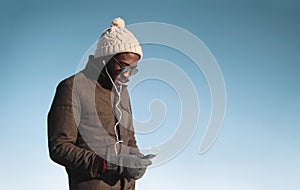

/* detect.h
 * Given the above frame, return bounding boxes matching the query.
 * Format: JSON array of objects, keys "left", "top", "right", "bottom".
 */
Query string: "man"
[{"left": 48, "top": 17, "right": 152, "bottom": 190}]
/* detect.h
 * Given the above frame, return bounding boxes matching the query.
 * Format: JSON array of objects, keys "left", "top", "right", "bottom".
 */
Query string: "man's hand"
[
  {"left": 102, "top": 153, "right": 152, "bottom": 180},
  {"left": 120, "top": 154, "right": 152, "bottom": 180}
]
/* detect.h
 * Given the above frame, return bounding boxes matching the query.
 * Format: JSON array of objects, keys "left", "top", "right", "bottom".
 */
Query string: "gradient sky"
[{"left": 0, "top": 0, "right": 299, "bottom": 189}]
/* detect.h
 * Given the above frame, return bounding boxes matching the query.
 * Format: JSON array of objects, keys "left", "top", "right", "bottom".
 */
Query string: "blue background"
[{"left": 1, "top": 0, "right": 299, "bottom": 189}]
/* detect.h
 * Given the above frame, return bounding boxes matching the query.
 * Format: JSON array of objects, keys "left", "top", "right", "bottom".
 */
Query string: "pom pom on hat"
[
  {"left": 94, "top": 17, "right": 143, "bottom": 59},
  {"left": 111, "top": 17, "right": 125, "bottom": 28}
]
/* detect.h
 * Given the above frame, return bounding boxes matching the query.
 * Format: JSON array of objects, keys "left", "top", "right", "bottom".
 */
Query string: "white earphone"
[{"left": 102, "top": 60, "right": 123, "bottom": 155}]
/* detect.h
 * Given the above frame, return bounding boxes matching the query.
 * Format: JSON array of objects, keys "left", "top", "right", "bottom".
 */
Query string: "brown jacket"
[{"left": 48, "top": 60, "right": 139, "bottom": 190}]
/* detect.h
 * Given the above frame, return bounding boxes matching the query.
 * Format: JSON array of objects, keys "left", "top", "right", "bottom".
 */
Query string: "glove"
[
  {"left": 120, "top": 154, "right": 152, "bottom": 180},
  {"left": 100, "top": 153, "right": 151, "bottom": 180},
  {"left": 96, "top": 154, "right": 124, "bottom": 186}
]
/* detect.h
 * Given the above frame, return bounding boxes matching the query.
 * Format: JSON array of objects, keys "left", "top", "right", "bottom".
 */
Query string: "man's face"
[{"left": 106, "top": 52, "right": 140, "bottom": 86}]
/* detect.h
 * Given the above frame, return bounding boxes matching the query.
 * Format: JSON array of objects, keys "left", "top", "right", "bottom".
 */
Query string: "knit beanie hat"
[{"left": 94, "top": 17, "right": 143, "bottom": 59}]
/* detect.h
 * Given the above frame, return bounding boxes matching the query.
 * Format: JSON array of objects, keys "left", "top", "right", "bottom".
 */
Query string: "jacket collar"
[
  {"left": 82, "top": 55, "right": 128, "bottom": 94},
  {"left": 82, "top": 55, "right": 103, "bottom": 81}
]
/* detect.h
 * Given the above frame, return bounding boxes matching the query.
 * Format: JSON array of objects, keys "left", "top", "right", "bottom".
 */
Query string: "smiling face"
[{"left": 106, "top": 52, "right": 140, "bottom": 87}]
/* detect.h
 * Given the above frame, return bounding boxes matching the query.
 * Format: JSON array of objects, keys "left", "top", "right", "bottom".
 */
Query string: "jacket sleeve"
[
  {"left": 125, "top": 90, "right": 140, "bottom": 154},
  {"left": 127, "top": 117, "right": 138, "bottom": 150},
  {"left": 47, "top": 79, "right": 103, "bottom": 177}
]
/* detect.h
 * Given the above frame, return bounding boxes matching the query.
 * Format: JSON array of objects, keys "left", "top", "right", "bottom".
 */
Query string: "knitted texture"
[{"left": 94, "top": 18, "right": 143, "bottom": 59}]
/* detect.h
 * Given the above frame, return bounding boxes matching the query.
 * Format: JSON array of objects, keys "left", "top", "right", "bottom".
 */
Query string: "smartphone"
[{"left": 141, "top": 154, "right": 156, "bottom": 159}]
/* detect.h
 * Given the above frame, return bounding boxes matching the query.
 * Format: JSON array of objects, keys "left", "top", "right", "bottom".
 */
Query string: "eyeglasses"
[{"left": 113, "top": 57, "right": 138, "bottom": 76}]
